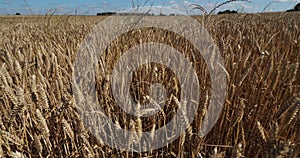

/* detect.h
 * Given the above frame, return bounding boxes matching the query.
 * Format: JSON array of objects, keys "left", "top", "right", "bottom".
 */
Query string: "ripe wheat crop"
[{"left": 0, "top": 13, "right": 299, "bottom": 157}]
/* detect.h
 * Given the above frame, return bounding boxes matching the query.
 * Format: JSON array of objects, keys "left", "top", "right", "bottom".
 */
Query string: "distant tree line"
[
  {"left": 96, "top": 12, "right": 179, "bottom": 16},
  {"left": 217, "top": 10, "right": 237, "bottom": 14},
  {"left": 286, "top": 3, "right": 300, "bottom": 12},
  {"left": 96, "top": 12, "right": 116, "bottom": 16}
]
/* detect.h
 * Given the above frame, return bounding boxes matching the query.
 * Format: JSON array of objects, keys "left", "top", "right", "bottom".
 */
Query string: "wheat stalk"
[
  {"left": 1, "top": 131, "right": 23, "bottom": 146},
  {"left": 256, "top": 121, "right": 267, "bottom": 143},
  {"left": 37, "top": 83, "right": 49, "bottom": 110},
  {"left": 10, "top": 151, "right": 26, "bottom": 158},
  {"left": 35, "top": 109, "right": 49, "bottom": 138},
  {"left": 232, "top": 143, "right": 243, "bottom": 158},
  {"left": 30, "top": 75, "right": 38, "bottom": 101},
  {"left": 34, "top": 134, "right": 43, "bottom": 154},
  {"left": 231, "top": 98, "right": 246, "bottom": 127},
  {"left": 0, "top": 134, "right": 3, "bottom": 156},
  {"left": 286, "top": 107, "right": 299, "bottom": 126},
  {"left": 62, "top": 118, "right": 74, "bottom": 141},
  {"left": 14, "top": 59, "right": 22, "bottom": 80}
]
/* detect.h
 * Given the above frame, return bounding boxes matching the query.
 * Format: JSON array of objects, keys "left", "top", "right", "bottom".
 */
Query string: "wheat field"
[{"left": 0, "top": 12, "right": 299, "bottom": 158}]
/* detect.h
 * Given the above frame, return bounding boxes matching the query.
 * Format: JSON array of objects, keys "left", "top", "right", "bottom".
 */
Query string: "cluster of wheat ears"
[{"left": 0, "top": 12, "right": 299, "bottom": 158}]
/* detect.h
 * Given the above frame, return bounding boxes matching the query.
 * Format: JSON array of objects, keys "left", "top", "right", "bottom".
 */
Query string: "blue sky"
[{"left": 0, "top": 0, "right": 299, "bottom": 15}]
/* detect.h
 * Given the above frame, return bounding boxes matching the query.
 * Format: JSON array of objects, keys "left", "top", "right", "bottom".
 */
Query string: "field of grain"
[{"left": 0, "top": 12, "right": 299, "bottom": 158}]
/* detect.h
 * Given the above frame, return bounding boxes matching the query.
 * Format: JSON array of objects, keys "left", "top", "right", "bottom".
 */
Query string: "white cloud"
[
  {"left": 214, "top": 1, "right": 255, "bottom": 12},
  {"left": 183, "top": 0, "right": 194, "bottom": 6},
  {"left": 102, "top": 1, "right": 108, "bottom": 5},
  {"left": 78, "top": 4, "right": 102, "bottom": 14},
  {"left": 169, "top": 0, "right": 176, "bottom": 5},
  {"left": 119, "top": 5, "right": 189, "bottom": 15},
  {"left": 1, "top": 0, "right": 10, "bottom": 5}
]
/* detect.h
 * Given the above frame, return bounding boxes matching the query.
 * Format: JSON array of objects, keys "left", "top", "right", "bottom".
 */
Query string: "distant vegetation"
[
  {"left": 96, "top": 12, "right": 176, "bottom": 16},
  {"left": 286, "top": 3, "right": 300, "bottom": 12},
  {"left": 217, "top": 10, "right": 238, "bottom": 14},
  {"left": 96, "top": 12, "right": 116, "bottom": 16}
]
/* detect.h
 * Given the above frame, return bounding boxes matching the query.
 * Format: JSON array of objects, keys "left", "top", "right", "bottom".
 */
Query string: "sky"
[{"left": 0, "top": 0, "right": 300, "bottom": 15}]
